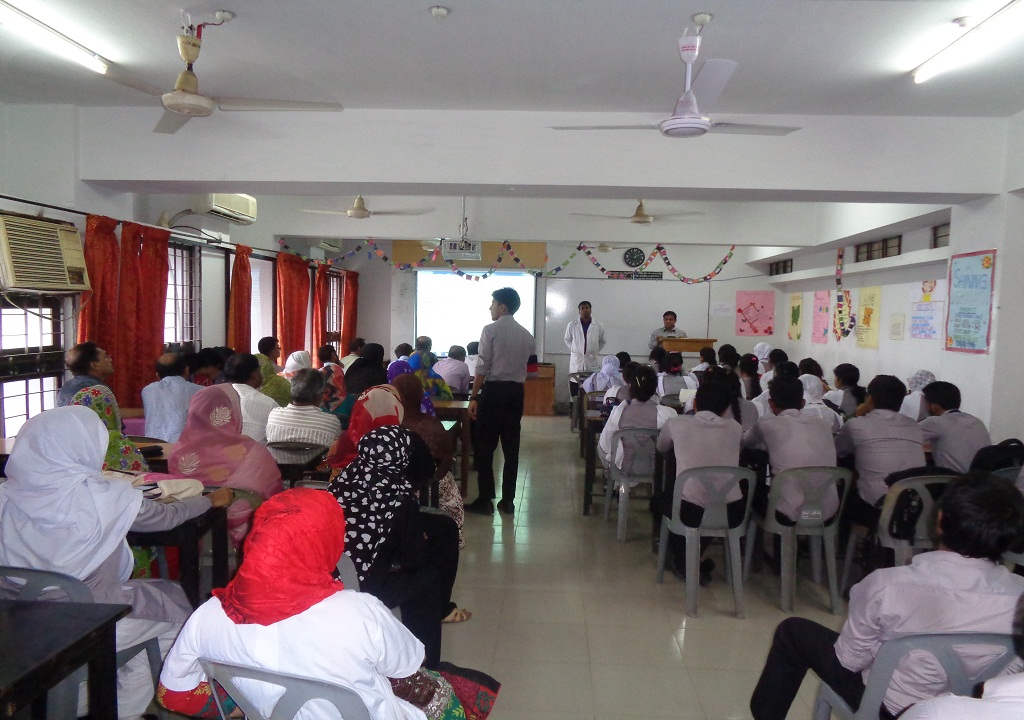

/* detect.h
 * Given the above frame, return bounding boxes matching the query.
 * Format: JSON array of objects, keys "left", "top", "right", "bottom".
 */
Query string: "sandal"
[{"left": 443, "top": 607, "right": 473, "bottom": 624}]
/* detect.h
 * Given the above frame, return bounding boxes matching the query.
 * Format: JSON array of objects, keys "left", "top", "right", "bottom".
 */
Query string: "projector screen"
[{"left": 415, "top": 271, "right": 536, "bottom": 355}]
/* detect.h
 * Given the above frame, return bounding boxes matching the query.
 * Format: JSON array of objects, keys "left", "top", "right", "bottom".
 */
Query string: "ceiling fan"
[
  {"left": 299, "top": 195, "right": 435, "bottom": 219},
  {"left": 551, "top": 14, "right": 799, "bottom": 138},
  {"left": 570, "top": 199, "right": 702, "bottom": 225}
]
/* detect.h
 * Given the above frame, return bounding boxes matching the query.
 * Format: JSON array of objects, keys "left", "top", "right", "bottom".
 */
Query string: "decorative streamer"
[
  {"left": 504, "top": 241, "right": 580, "bottom": 278},
  {"left": 833, "top": 248, "right": 855, "bottom": 340},
  {"left": 443, "top": 246, "right": 506, "bottom": 281},
  {"left": 657, "top": 244, "right": 735, "bottom": 284}
]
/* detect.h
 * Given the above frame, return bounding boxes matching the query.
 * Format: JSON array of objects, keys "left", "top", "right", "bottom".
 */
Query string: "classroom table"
[
  {"left": 0, "top": 600, "right": 129, "bottom": 720},
  {"left": 127, "top": 506, "right": 229, "bottom": 608},
  {"left": 582, "top": 411, "right": 605, "bottom": 516},
  {"left": 433, "top": 400, "right": 471, "bottom": 496},
  {"left": 265, "top": 443, "right": 329, "bottom": 487}
]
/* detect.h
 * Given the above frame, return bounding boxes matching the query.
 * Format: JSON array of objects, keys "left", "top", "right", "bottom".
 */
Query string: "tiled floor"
[{"left": 442, "top": 416, "right": 846, "bottom": 720}]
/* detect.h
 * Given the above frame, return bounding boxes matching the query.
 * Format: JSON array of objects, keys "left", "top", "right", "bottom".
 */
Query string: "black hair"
[
  {"left": 769, "top": 375, "right": 804, "bottom": 411},
  {"left": 257, "top": 336, "right": 279, "bottom": 356},
  {"left": 774, "top": 361, "right": 800, "bottom": 380},
  {"left": 415, "top": 336, "right": 432, "bottom": 352},
  {"left": 832, "top": 363, "right": 866, "bottom": 404},
  {"left": 621, "top": 361, "right": 641, "bottom": 386},
  {"left": 155, "top": 353, "right": 186, "bottom": 379},
  {"left": 922, "top": 381, "right": 961, "bottom": 411},
  {"left": 628, "top": 365, "right": 658, "bottom": 402},
  {"left": 578, "top": 300, "right": 592, "bottom": 309},
  {"left": 348, "top": 337, "right": 366, "bottom": 353},
  {"left": 663, "top": 310, "right": 677, "bottom": 321},
  {"left": 648, "top": 346, "right": 667, "bottom": 365},
  {"left": 447, "top": 345, "right": 467, "bottom": 361},
  {"left": 719, "top": 351, "right": 740, "bottom": 371},
  {"left": 492, "top": 287, "right": 521, "bottom": 314},
  {"left": 223, "top": 353, "right": 260, "bottom": 383},
  {"left": 699, "top": 346, "right": 717, "bottom": 364},
  {"left": 738, "top": 354, "right": 763, "bottom": 397},
  {"left": 290, "top": 368, "right": 326, "bottom": 405},
  {"left": 936, "top": 474, "right": 1024, "bottom": 562},
  {"left": 702, "top": 366, "right": 742, "bottom": 421},
  {"left": 316, "top": 345, "right": 336, "bottom": 364},
  {"left": 717, "top": 344, "right": 737, "bottom": 363},
  {"left": 66, "top": 342, "right": 101, "bottom": 375},
  {"left": 694, "top": 380, "right": 733, "bottom": 416},
  {"left": 615, "top": 351, "right": 631, "bottom": 367},
  {"left": 867, "top": 375, "right": 907, "bottom": 412},
  {"left": 767, "top": 348, "right": 789, "bottom": 366},
  {"left": 394, "top": 343, "right": 413, "bottom": 358},
  {"left": 798, "top": 358, "right": 824, "bottom": 379},
  {"left": 664, "top": 352, "right": 684, "bottom": 375},
  {"left": 467, "top": 341, "right": 480, "bottom": 355}
]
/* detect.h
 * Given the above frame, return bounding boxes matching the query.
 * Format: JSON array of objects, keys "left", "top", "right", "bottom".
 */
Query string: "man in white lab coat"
[{"left": 564, "top": 300, "right": 606, "bottom": 374}]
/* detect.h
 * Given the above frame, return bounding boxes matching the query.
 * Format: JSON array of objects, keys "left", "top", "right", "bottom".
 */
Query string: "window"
[
  {"left": 769, "top": 259, "right": 793, "bottom": 276},
  {"left": 324, "top": 270, "right": 344, "bottom": 353},
  {"left": 932, "top": 223, "right": 950, "bottom": 249},
  {"left": 164, "top": 242, "right": 202, "bottom": 346},
  {"left": 0, "top": 294, "right": 64, "bottom": 436},
  {"left": 855, "top": 235, "right": 902, "bottom": 262},
  {"left": 249, "top": 256, "right": 276, "bottom": 351}
]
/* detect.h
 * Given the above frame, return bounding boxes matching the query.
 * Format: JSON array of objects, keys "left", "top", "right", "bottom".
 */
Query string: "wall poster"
[
  {"left": 910, "top": 303, "right": 943, "bottom": 340},
  {"left": 735, "top": 290, "right": 775, "bottom": 336},
  {"left": 812, "top": 291, "right": 830, "bottom": 345},
  {"left": 855, "top": 286, "right": 882, "bottom": 349},
  {"left": 788, "top": 293, "right": 803, "bottom": 340},
  {"left": 946, "top": 250, "right": 996, "bottom": 353},
  {"left": 889, "top": 314, "right": 906, "bottom": 341}
]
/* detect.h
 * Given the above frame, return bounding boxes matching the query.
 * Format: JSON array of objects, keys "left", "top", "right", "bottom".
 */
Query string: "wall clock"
[{"left": 623, "top": 247, "right": 645, "bottom": 268}]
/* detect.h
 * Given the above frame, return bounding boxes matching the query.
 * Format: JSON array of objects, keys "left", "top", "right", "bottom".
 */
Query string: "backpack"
[{"left": 969, "top": 438, "right": 1024, "bottom": 473}]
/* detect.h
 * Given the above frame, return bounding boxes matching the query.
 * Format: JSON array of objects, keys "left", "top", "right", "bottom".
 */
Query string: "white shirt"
[
  {"left": 476, "top": 314, "right": 535, "bottom": 384},
  {"left": 232, "top": 383, "right": 279, "bottom": 445},
  {"left": 465, "top": 354, "right": 480, "bottom": 379},
  {"left": 834, "top": 551, "right": 1024, "bottom": 715},
  {"left": 599, "top": 399, "right": 676, "bottom": 469},
  {"left": 141, "top": 375, "right": 203, "bottom": 442},
  {"left": 657, "top": 410, "right": 743, "bottom": 506},
  {"left": 802, "top": 402, "right": 843, "bottom": 434},
  {"left": 564, "top": 317, "right": 606, "bottom": 373},
  {"left": 340, "top": 353, "right": 360, "bottom": 371},
  {"left": 919, "top": 410, "right": 992, "bottom": 473},
  {"left": 648, "top": 326, "right": 687, "bottom": 350},
  {"left": 835, "top": 409, "right": 926, "bottom": 505},
  {"left": 266, "top": 404, "right": 342, "bottom": 447},
  {"left": 160, "top": 592, "right": 427, "bottom": 720},
  {"left": 900, "top": 674, "right": 1024, "bottom": 720},
  {"left": 433, "top": 357, "right": 471, "bottom": 393},
  {"left": 900, "top": 391, "right": 928, "bottom": 421}
]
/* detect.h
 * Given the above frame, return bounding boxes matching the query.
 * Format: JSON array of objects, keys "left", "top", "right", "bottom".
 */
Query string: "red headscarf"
[
  {"left": 326, "top": 385, "right": 404, "bottom": 469},
  {"left": 213, "top": 488, "right": 346, "bottom": 625}
]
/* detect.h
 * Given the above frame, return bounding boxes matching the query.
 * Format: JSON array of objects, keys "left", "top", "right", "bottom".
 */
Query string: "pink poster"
[
  {"left": 812, "top": 291, "right": 830, "bottom": 345},
  {"left": 735, "top": 291, "right": 775, "bottom": 336}
]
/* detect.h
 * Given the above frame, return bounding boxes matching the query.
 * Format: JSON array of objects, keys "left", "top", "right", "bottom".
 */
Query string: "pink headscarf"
[
  {"left": 169, "top": 385, "right": 284, "bottom": 546},
  {"left": 326, "top": 385, "right": 404, "bottom": 469}
]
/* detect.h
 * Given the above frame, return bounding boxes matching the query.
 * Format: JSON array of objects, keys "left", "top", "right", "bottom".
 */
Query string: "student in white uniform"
[
  {"left": 823, "top": 363, "right": 867, "bottom": 419},
  {"left": 918, "top": 381, "right": 992, "bottom": 473},
  {"left": 599, "top": 365, "right": 675, "bottom": 471},
  {"left": 900, "top": 369, "right": 936, "bottom": 421},
  {"left": 799, "top": 374, "right": 843, "bottom": 434}
]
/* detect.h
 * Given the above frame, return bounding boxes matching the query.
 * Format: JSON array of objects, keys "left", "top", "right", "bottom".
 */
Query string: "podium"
[{"left": 661, "top": 337, "right": 717, "bottom": 353}]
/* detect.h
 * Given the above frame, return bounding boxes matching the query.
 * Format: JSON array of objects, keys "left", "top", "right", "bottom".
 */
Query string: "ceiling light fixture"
[
  {"left": 912, "top": 0, "right": 1024, "bottom": 83},
  {"left": 429, "top": 6, "right": 450, "bottom": 19},
  {"left": 0, "top": 0, "right": 109, "bottom": 74}
]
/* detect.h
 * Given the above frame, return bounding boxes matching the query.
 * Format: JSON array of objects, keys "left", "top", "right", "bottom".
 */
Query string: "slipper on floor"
[{"left": 443, "top": 607, "right": 473, "bottom": 623}]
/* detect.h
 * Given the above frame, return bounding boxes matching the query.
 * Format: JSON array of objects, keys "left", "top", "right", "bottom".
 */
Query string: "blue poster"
[{"left": 945, "top": 250, "right": 996, "bottom": 354}]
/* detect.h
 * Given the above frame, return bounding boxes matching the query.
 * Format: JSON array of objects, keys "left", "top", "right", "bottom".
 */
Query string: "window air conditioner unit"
[
  {"left": 0, "top": 214, "right": 90, "bottom": 293},
  {"left": 191, "top": 193, "right": 257, "bottom": 225}
]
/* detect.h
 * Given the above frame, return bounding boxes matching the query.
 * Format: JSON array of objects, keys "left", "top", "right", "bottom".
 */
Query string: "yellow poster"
[
  {"left": 856, "top": 286, "right": 882, "bottom": 349},
  {"left": 788, "top": 293, "right": 803, "bottom": 340}
]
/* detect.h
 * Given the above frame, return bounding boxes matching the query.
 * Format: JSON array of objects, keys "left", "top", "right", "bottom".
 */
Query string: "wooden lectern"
[{"left": 661, "top": 337, "right": 717, "bottom": 353}]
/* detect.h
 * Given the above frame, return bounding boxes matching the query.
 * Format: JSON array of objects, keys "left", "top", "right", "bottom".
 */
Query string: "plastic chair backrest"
[
  {"left": 764, "top": 467, "right": 852, "bottom": 530},
  {"left": 609, "top": 427, "right": 661, "bottom": 479},
  {"left": 0, "top": 565, "right": 94, "bottom": 602},
  {"left": 200, "top": 660, "right": 373, "bottom": 720},
  {"left": 585, "top": 391, "right": 605, "bottom": 410},
  {"left": 267, "top": 441, "right": 330, "bottom": 453},
  {"left": 293, "top": 480, "right": 330, "bottom": 491},
  {"left": 670, "top": 466, "right": 755, "bottom": 530},
  {"left": 336, "top": 553, "right": 360, "bottom": 591},
  {"left": 877, "top": 475, "right": 955, "bottom": 551}
]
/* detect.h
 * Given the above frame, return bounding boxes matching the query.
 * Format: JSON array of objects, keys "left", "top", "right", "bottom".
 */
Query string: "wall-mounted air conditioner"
[
  {"left": 191, "top": 193, "right": 257, "bottom": 225},
  {"left": 0, "top": 214, "right": 90, "bottom": 293}
]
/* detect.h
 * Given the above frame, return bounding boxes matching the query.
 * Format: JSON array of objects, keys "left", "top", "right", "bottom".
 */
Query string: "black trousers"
[
  {"left": 651, "top": 492, "right": 747, "bottom": 569},
  {"left": 475, "top": 380, "right": 525, "bottom": 501}
]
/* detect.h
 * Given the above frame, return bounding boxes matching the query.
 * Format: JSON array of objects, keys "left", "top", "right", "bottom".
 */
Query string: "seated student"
[
  {"left": 599, "top": 365, "right": 676, "bottom": 470},
  {"left": 225, "top": 353, "right": 279, "bottom": 444},
  {"left": 464, "top": 340, "right": 481, "bottom": 380},
  {"left": 749, "top": 474, "right": 1024, "bottom": 720},
  {"left": 185, "top": 347, "right": 224, "bottom": 388},
  {"left": 266, "top": 369, "right": 343, "bottom": 448},
  {"left": 389, "top": 342, "right": 414, "bottom": 371},
  {"left": 719, "top": 349, "right": 740, "bottom": 375},
  {"left": 702, "top": 366, "right": 758, "bottom": 431},
  {"left": 57, "top": 341, "right": 114, "bottom": 406},
  {"left": 142, "top": 352, "right": 203, "bottom": 442},
  {"left": 901, "top": 369, "right": 936, "bottom": 422},
  {"left": 743, "top": 375, "right": 838, "bottom": 525},
  {"left": 760, "top": 348, "right": 789, "bottom": 386},
  {"left": 691, "top": 346, "right": 717, "bottom": 375},
  {"left": 434, "top": 345, "right": 472, "bottom": 394},
  {"left": 279, "top": 350, "right": 311, "bottom": 379},
  {"left": 738, "top": 353, "right": 763, "bottom": 400},
  {"left": 654, "top": 381, "right": 743, "bottom": 581},
  {"left": 339, "top": 336, "right": 365, "bottom": 371},
  {"left": 656, "top": 352, "right": 696, "bottom": 398},
  {"left": 255, "top": 336, "right": 291, "bottom": 407},
  {"left": 648, "top": 345, "right": 667, "bottom": 374},
  {"left": 717, "top": 343, "right": 738, "bottom": 367},
  {"left": 835, "top": 375, "right": 926, "bottom": 524},
  {"left": 605, "top": 362, "right": 641, "bottom": 404},
  {"left": 800, "top": 374, "right": 843, "bottom": 434},
  {"left": 316, "top": 344, "right": 347, "bottom": 417},
  {"left": 583, "top": 355, "right": 626, "bottom": 393},
  {"left": 919, "top": 380, "right": 992, "bottom": 473},
  {"left": 823, "top": 363, "right": 866, "bottom": 419},
  {"left": 752, "top": 361, "right": 799, "bottom": 418},
  {"left": 753, "top": 342, "right": 773, "bottom": 375}
]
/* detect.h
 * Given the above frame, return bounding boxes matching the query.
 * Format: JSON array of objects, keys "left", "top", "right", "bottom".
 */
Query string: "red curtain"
[
  {"left": 110, "top": 223, "right": 142, "bottom": 405},
  {"left": 275, "top": 252, "right": 311, "bottom": 358},
  {"left": 339, "top": 270, "right": 359, "bottom": 354},
  {"left": 311, "top": 263, "right": 332, "bottom": 355},
  {"left": 77, "top": 215, "right": 120, "bottom": 349},
  {"left": 227, "top": 245, "right": 253, "bottom": 353}
]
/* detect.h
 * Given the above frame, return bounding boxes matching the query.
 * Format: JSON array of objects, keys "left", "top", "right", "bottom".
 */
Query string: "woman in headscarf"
[
  {"left": 256, "top": 353, "right": 291, "bottom": 407},
  {"left": 0, "top": 406, "right": 234, "bottom": 720},
  {"left": 901, "top": 369, "right": 936, "bottom": 421},
  {"left": 157, "top": 488, "right": 470, "bottom": 720},
  {"left": 753, "top": 342, "right": 773, "bottom": 375},
  {"left": 799, "top": 373, "right": 843, "bottom": 433},
  {"left": 337, "top": 343, "right": 389, "bottom": 425},
  {"left": 582, "top": 355, "right": 626, "bottom": 393},
  {"left": 327, "top": 385, "right": 405, "bottom": 469},
  {"left": 168, "top": 385, "right": 284, "bottom": 547},
  {"left": 329, "top": 426, "right": 466, "bottom": 669},
  {"left": 392, "top": 374, "right": 465, "bottom": 549},
  {"left": 279, "top": 350, "right": 312, "bottom": 380},
  {"left": 389, "top": 360, "right": 438, "bottom": 416},
  {"left": 70, "top": 384, "right": 149, "bottom": 472},
  {"left": 317, "top": 344, "right": 348, "bottom": 418},
  {"left": 407, "top": 350, "right": 454, "bottom": 401}
]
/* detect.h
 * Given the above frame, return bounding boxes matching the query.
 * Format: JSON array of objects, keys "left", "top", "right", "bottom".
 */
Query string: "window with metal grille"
[
  {"left": 769, "top": 259, "right": 793, "bottom": 276},
  {"left": 164, "top": 242, "right": 201, "bottom": 346},
  {"left": 324, "top": 270, "right": 344, "bottom": 352},
  {"left": 932, "top": 223, "right": 950, "bottom": 248},
  {"left": 855, "top": 235, "right": 902, "bottom": 262},
  {"left": 0, "top": 295, "right": 64, "bottom": 437}
]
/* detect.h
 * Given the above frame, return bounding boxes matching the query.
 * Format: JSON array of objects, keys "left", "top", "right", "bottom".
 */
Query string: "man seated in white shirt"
[
  {"left": 919, "top": 380, "right": 992, "bottom": 473},
  {"left": 339, "top": 337, "right": 365, "bottom": 371},
  {"left": 434, "top": 345, "right": 472, "bottom": 394},
  {"left": 141, "top": 352, "right": 203, "bottom": 442},
  {"left": 266, "top": 369, "right": 342, "bottom": 447},
  {"left": 750, "top": 474, "right": 1024, "bottom": 720},
  {"left": 225, "top": 353, "right": 279, "bottom": 444}
]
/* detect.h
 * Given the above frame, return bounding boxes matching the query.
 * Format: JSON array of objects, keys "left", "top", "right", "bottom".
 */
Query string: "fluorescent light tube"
[
  {"left": 913, "top": 0, "right": 1024, "bottom": 83},
  {"left": 0, "top": 0, "right": 109, "bottom": 74}
]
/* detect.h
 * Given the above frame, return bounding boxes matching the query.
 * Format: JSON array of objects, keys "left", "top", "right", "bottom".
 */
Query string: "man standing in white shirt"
[
  {"left": 564, "top": 300, "right": 605, "bottom": 374},
  {"left": 224, "top": 353, "right": 279, "bottom": 444},
  {"left": 434, "top": 345, "right": 472, "bottom": 394},
  {"left": 141, "top": 352, "right": 203, "bottom": 442}
]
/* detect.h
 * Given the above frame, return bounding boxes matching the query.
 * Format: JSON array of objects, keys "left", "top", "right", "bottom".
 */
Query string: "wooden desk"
[
  {"left": 0, "top": 600, "right": 129, "bottom": 720},
  {"left": 127, "top": 506, "right": 229, "bottom": 608},
  {"left": 266, "top": 444, "right": 328, "bottom": 488},
  {"left": 582, "top": 412, "right": 606, "bottom": 516},
  {"left": 524, "top": 363, "right": 555, "bottom": 416},
  {"left": 433, "top": 400, "right": 471, "bottom": 496},
  {"left": 661, "top": 337, "right": 717, "bottom": 353}
]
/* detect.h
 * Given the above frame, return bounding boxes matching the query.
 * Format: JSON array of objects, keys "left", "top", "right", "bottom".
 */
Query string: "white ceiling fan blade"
[
  {"left": 691, "top": 59, "right": 738, "bottom": 114},
  {"left": 215, "top": 98, "right": 343, "bottom": 112},
  {"left": 298, "top": 209, "right": 351, "bottom": 216},
  {"left": 550, "top": 124, "right": 659, "bottom": 131},
  {"left": 654, "top": 211, "right": 704, "bottom": 219},
  {"left": 153, "top": 111, "right": 192, "bottom": 134},
  {"left": 569, "top": 213, "right": 631, "bottom": 220},
  {"left": 709, "top": 122, "right": 800, "bottom": 136},
  {"left": 366, "top": 208, "right": 436, "bottom": 217}
]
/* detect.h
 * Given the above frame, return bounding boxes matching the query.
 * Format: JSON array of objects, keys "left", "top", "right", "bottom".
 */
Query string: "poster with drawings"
[
  {"left": 945, "top": 250, "right": 996, "bottom": 353},
  {"left": 735, "top": 291, "right": 775, "bottom": 336},
  {"left": 812, "top": 291, "right": 830, "bottom": 345}
]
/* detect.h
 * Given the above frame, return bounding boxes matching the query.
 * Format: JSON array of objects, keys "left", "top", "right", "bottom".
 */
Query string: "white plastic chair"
[
  {"left": 743, "top": 466, "right": 852, "bottom": 615},
  {"left": 568, "top": 372, "right": 591, "bottom": 432},
  {"left": 200, "top": 660, "right": 372, "bottom": 720},
  {"left": 655, "top": 466, "right": 755, "bottom": 618},
  {"left": 603, "top": 426, "right": 661, "bottom": 542},
  {"left": 813, "top": 632, "right": 1018, "bottom": 720}
]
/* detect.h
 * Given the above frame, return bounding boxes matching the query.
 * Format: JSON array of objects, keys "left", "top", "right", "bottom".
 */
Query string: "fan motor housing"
[
  {"left": 161, "top": 90, "right": 216, "bottom": 117},
  {"left": 660, "top": 114, "right": 711, "bottom": 138}
]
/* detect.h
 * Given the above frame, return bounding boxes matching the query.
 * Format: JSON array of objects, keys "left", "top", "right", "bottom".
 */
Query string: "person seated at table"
[
  {"left": 656, "top": 352, "right": 696, "bottom": 399},
  {"left": 184, "top": 347, "right": 224, "bottom": 388},
  {"left": 328, "top": 385, "right": 406, "bottom": 469},
  {"left": 691, "top": 346, "right": 717, "bottom": 375},
  {"left": 648, "top": 345, "right": 667, "bottom": 374},
  {"left": 408, "top": 350, "right": 454, "bottom": 401},
  {"left": 168, "top": 384, "right": 284, "bottom": 548},
  {"left": 604, "top": 361, "right": 642, "bottom": 404},
  {"left": 900, "top": 369, "right": 936, "bottom": 422},
  {"left": 223, "top": 353, "right": 278, "bottom": 445},
  {"left": 142, "top": 353, "right": 203, "bottom": 443},
  {"left": 279, "top": 349, "right": 312, "bottom": 380},
  {"left": 0, "top": 406, "right": 235, "bottom": 720},
  {"left": 71, "top": 384, "right": 149, "bottom": 472},
  {"left": 653, "top": 380, "right": 744, "bottom": 583},
  {"left": 329, "top": 427, "right": 467, "bottom": 667},
  {"left": 465, "top": 340, "right": 480, "bottom": 379},
  {"left": 340, "top": 336, "right": 365, "bottom": 371},
  {"left": 752, "top": 361, "right": 799, "bottom": 418},
  {"left": 344, "top": 342, "right": 389, "bottom": 400},
  {"left": 717, "top": 343, "right": 739, "bottom": 367},
  {"left": 157, "top": 487, "right": 471, "bottom": 720},
  {"left": 316, "top": 344, "right": 348, "bottom": 418},
  {"left": 582, "top": 355, "right": 625, "bottom": 394},
  {"left": 749, "top": 474, "right": 1024, "bottom": 720},
  {"left": 390, "top": 342, "right": 414, "bottom": 370},
  {"left": 799, "top": 373, "right": 843, "bottom": 434},
  {"left": 434, "top": 346, "right": 471, "bottom": 394},
  {"left": 753, "top": 342, "right": 773, "bottom": 376},
  {"left": 266, "top": 369, "right": 343, "bottom": 448},
  {"left": 700, "top": 366, "right": 758, "bottom": 431},
  {"left": 57, "top": 341, "right": 115, "bottom": 406},
  {"left": 823, "top": 363, "right": 866, "bottom": 419},
  {"left": 919, "top": 380, "right": 992, "bottom": 473},
  {"left": 254, "top": 336, "right": 291, "bottom": 407},
  {"left": 598, "top": 365, "right": 675, "bottom": 472},
  {"left": 835, "top": 374, "right": 926, "bottom": 526},
  {"left": 738, "top": 353, "right": 763, "bottom": 400}
]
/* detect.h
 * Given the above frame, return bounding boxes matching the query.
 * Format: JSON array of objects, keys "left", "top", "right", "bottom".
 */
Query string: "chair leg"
[
  {"left": 656, "top": 523, "right": 670, "bottom": 583},
  {"left": 743, "top": 521, "right": 758, "bottom": 583},
  {"left": 685, "top": 528, "right": 699, "bottom": 617},
  {"left": 728, "top": 532, "right": 745, "bottom": 619},
  {"left": 780, "top": 529, "right": 796, "bottom": 614},
  {"left": 812, "top": 695, "right": 834, "bottom": 720},
  {"left": 809, "top": 536, "right": 823, "bottom": 584},
  {"left": 840, "top": 531, "right": 858, "bottom": 593},
  {"left": 616, "top": 484, "right": 629, "bottom": 542},
  {"left": 603, "top": 476, "right": 614, "bottom": 522},
  {"left": 823, "top": 532, "right": 841, "bottom": 615}
]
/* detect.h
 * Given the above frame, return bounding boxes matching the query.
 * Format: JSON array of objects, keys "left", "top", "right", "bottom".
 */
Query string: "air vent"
[{"left": 0, "top": 215, "right": 90, "bottom": 292}]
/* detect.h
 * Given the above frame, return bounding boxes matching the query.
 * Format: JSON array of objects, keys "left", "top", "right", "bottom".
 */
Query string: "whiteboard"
[{"left": 545, "top": 277, "right": 712, "bottom": 358}]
